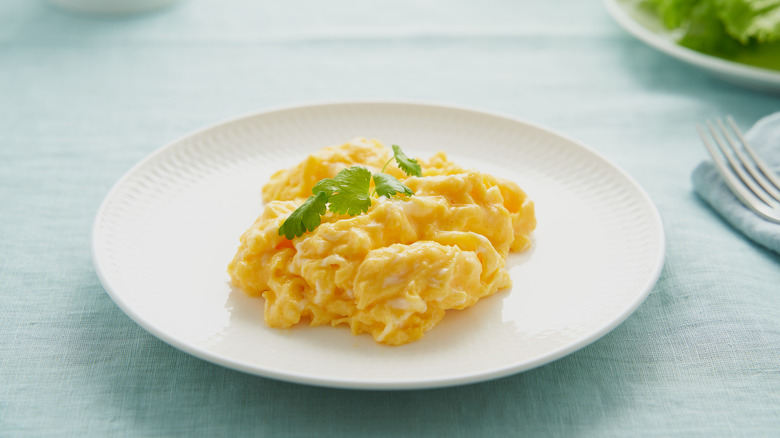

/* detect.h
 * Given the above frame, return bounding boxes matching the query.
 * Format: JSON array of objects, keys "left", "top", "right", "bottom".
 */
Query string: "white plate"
[
  {"left": 92, "top": 101, "right": 665, "bottom": 389},
  {"left": 604, "top": 0, "right": 780, "bottom": 92}
]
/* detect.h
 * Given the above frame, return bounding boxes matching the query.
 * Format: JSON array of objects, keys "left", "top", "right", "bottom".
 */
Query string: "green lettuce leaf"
[
  {"left": 645, "top": 0, "right": 699, "bottom": 29},
  {"left": 680, "top": 0, "right": 743, "bottom": 55},
  {"left": 718, "top": 0, "right": 780, "bottom": 44},
  {"left": 643, "top": 0, "right": 780, "bottom": 56}
]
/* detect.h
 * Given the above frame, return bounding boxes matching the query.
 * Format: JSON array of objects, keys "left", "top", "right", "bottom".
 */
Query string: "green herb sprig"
[{"left": 278, "top": 145, "right": 422, "bottom": 239}]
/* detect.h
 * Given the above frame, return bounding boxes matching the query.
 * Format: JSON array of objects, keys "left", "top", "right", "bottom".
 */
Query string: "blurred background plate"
[
  {"left": 47, "top": 0, "right": 179, "bottom": 15},
  {"left": 603, "top": 0, "right": 780, "bottom": 92}
]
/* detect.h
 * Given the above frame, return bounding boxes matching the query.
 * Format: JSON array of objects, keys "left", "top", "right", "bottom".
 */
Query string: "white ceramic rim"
[
  {"left": 48, "top": 0, "right": 179, "bottom": 14},
  {"left": 91, "top": 99, "right": 666, "bottom": 389}
]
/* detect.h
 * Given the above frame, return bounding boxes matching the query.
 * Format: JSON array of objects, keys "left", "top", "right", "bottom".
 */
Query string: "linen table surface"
[{"left": 1, "top": 0, "right": 778, "bottom": 436}]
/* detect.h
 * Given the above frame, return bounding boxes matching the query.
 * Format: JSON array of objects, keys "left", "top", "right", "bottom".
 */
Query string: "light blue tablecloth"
[{"left": 2, "top": 0, "right": 778, "bottom": 436}]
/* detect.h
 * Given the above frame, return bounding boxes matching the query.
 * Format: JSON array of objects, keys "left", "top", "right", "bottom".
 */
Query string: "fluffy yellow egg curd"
[{"left": 227, "top": 138, "right": 536, "bottom": 345}]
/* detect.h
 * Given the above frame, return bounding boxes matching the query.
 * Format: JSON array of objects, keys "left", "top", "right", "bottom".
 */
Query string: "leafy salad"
[{"left": 641, "top": 0, "right": 780, "bottom": 70}]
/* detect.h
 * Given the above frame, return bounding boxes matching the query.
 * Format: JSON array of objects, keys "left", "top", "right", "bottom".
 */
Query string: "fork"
[{"left": 697, "top": 116, "right": 780, "bottom": 224}]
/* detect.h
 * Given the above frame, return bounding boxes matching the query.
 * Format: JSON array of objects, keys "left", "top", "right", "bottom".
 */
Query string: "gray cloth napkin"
[{"left": 692, "top": 112, "right": 780, "bottom": 255}]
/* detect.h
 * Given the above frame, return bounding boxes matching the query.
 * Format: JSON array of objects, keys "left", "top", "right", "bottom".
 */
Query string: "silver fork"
[{"left": 697, "top": 116, "right": 780, "bottom": 224}]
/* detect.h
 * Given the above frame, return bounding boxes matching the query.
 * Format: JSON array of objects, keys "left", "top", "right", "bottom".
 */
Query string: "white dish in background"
[
  {"left": 603, "top": 0, "right": 780, "bottom": 92},
  {"left": 92, "top": 101, "right": 665, "bottom": 389},
  {"left": 48, "top": 0, "right": 179, "bottom": 14}
]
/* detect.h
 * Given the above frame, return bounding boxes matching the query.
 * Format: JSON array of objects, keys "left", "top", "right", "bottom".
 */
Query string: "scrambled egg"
[{"left": 228, "top": 138, "right": 536, "bottom": 345}]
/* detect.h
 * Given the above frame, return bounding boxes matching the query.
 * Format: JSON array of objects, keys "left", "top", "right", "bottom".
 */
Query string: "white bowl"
[{"left": 48, "top": 0, "right": 179, "bottom": 15}]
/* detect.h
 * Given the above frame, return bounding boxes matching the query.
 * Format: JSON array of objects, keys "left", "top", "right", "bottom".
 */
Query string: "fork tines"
[{"left": 697, "top": 116, "right": 780, "bottom": 224}]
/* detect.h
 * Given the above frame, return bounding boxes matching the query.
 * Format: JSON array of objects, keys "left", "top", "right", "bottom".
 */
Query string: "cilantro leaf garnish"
[
  {"left": 278, "top": 191, "right": 329, "bottom": 240},
  {"left": 311, "top": 178, "right": 340, "bottom": 197},
  {"left": 372, "top": 173, "right": 414, "bottom": 198},
  {"left": 392, "top": 144, "right": 422, "bottom": 177},
  {"left": 278, "top": 144, "right": 420, "bottom": 239},
  {"left": 324, "top": 166, "right": 372, "bottom": 215}
]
